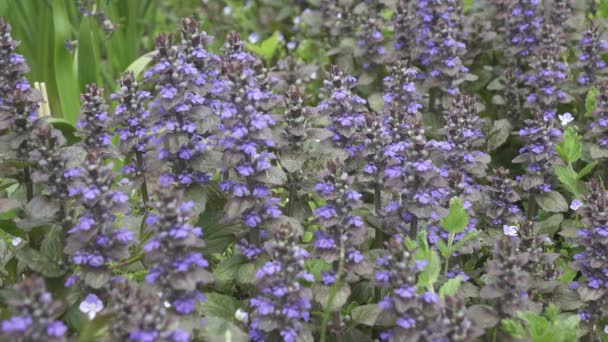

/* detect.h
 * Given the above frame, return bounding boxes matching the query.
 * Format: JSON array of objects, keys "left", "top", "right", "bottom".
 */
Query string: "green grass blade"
[
  {"left": 52, "top": 0, "right": 80, "bottom": 123},
  {"left": 77, "top": 15, "right": 101, "bottom": 89}
]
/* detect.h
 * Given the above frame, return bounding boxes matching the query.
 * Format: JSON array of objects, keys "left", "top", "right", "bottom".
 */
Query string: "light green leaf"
[
  {"left": 415, "top": 249, "right": 440, "bottom": 288},
  {"left": 577, "top": 160, "right": 598, "bottom": 179},
  {"left": 555, "top": 127, "right": 581, "bottom": 163},
  {"left": 535, "top": 191, "right": 568, "bottom": 213},
  {"left": 247, "top": 31, "right": 281, "bottom": 61},
  {"left": 585, "top": 86, "right": 598, "bottom": 117},
  {"left": 440, "top": 197, "right": 469, "bottom": 234},
  {"left": 77, "top": 15, "right": 101, "bottom": 89},
  {"left": 439, "top": 276, "right": 462, "bottom": 298},
  {"left": 350, "top": 304, "right": 381, "bottom": 326}
]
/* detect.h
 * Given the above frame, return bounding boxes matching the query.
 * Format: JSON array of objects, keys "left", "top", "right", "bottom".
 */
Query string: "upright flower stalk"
[
  {"left": 143, "top": 185, "right": 213, "bottom": 315},
  {"left": 249, "top": 222, "right": 313, "bottom": 342},
  {"left": 0, "top": 276, "right": 67, "bottom": 341},
  {"left": 145, "top": 22, "right": 218, "bottom": 186},
  {"left": 63, "top": 151, "right": 134, "bottom": 288},
  {"left": 215, "top": 33, "right": 281, "bottom": 258},
  {"left": 111, "top": 72, "right": 152, "bottom": 205}
]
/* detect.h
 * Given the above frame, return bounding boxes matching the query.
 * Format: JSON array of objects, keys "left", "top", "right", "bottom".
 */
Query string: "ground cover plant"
[{"left": 3, "top": 0, "right": 608, "bottom": 341}]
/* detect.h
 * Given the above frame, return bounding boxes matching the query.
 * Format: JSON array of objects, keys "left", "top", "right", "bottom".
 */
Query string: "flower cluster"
[
  {"left": 513, "top": 110, "right": 563, "bottom": 195},
  {"left": 351, "top": 2, "right": 389, "bottom": 70},
  {"left": 28, "top": 119, "right": 73, "bottom": 220},
  {"left": 522, "top": 47, "right": 570, "bottom": 121},
  {"left": 75, "top": 84, "right": 113, "bottom": 153},
  {"left": 215, "top": 33, "right": 282, "bottom": 258},
  {"left": 0, "top": 17, "right": 29, "bottom": 102},
  {"left": 570, "top": 180, "right": 608, "bottom": 328},
  {"left": 278, "top": 85, "right": 330, "bottom": 218},
  {"left": 505, "top": 0, "right": 543, "bottom": 58},
  {"left": 575, "top": 24, "right": 608, "bottom": 87},
  {"left": 383, "top": 111, "right": 449, "bottom": 237},
  {"left": 480, "top": 235, "right": 537, "bottom": 319},
  {"left": 111, "top": 72, "right": 151, "bottom": 170},
  {"left": 484, "top": 167, "right": 522, "bottom": 228},
  {"left": 392, "top": 0, "right": 414, "bottom": 60},
  {"left": 145, "top": 20, "right": 219, "bottom": 186},
  {"left": 375, "top": 235, "right": 481, "bottom": 341},
  {"left": 366, "top": 63, "right": 421, "bottom": 194},
  {"left": 144, "top": 185, "right": 213, "bottom": 315},
  {"left": 318, "top": 65, "right": 367, "bottom": 164},
  {"left": 63, "top": 151, "right": 134, "bottom": 288},
  {"left": 589, "top": 81, "right": 608, "bottom": 151},
  {"left": 1, "top": 276, "right": 67, "bottom": 341},
  {"left": 313, "top": 161, "right": 370, "bottom": 281},
  {"left": 249, "top": 222, "right": 313, "bottom": 342},
  {"left": 105, "top": 279, "right": 190, "bottom": 341},
  {"left": 414, "top": 0, "right": 468, "bottom": 95}
]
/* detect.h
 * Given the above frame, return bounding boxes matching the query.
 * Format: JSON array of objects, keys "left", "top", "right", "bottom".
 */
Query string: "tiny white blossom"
[
  {"left": 558, "top": 112, "right": 574, "bottom": 126},
  {"left": 234, "top": 308, "right": 249, "bottom": 323},
  {"left": 248, "top": 32, "right": 260, "bottom": 44},
  {"left": 11, "top": 236, "right": 22, "bottom": 247},
  {"left": 503, "top": 225, "right": 519, "bottom": 237},
  {"left": 79, "top": 293, "right": 103, "bottom": 320},
  {"left": 223, "top": 6, "right": 232, "bottom": 16},
  {"left": 570, "top": 199, "right": 583, "bottom": 211}
]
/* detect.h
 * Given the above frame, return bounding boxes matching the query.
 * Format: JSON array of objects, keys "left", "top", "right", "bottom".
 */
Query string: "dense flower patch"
[{"left": 2, "top": 1, "right": 608, "bottom": 341}]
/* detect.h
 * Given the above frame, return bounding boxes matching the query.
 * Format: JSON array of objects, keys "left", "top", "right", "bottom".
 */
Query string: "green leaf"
[
  {"left": 52, "top": 0, "right": 81, "bottom": 123},
  {"left": 77, "top": 15, "right": 101, "bottom": 89},
  {"left": 40, "top": 225, "right": 62, "bottom": 263},
  {"left": 451, "top": 231, "right": 478, "bottom": 253},
  {"left": 440, "top": 197, "right": 469, "bottom": 234},
  {"left": 585, "top": 86, "right": 598, "bottom": 117},
  {"left": 535, "top": 191, "right": 568, "bottom": 213},
  {"left": 306, "top": 259, "right": 332, "bottom": 282},
  {"left": 577, "top": 160, "right": 598, "bottom": 179},
  {"left": 16, "top": 246, "right": 65, "bottom": 277},
  {"left": 199, "top": 316, "right": 248, "bottom": 342},
  {"left": 487, "top": 119, "right": 512, "bottom": 151},
  {"left": 313, "top": 283, "right": 351, "bottom": 310},
  {"left": 247, "top": 31, "right": 280, "bottom": 61},
  {"left": 49, "top": 118, "right": 79, "bottom": 144},
  {"left": 555, "top": 127, "right": 582, "bottom": 163},
  {"left": 350, "top": 304, "right": 381, "bottom": 326},
  {"left": 553, "top": 164, "right": 584, "bottom": 197},
  {"left": 502, "top": 319, "right": 526, "bottom": 339},
  {"left": 199, "top": 292, "right": 241, "bottom": 323},
  {"left": 439, "top": 276, "right": 462, "bottom": 298},
  {"left": 214, "top": 254, "right": 246, "bottom": 284},
  {"left": 436, "top": 238, "right": 449, "bottom": 259},
  {"left": 125, "top": 51, "right": 155, "bottom": 79},
  {"left": 415, "top": 249, "right": 440, "bottom": 288}
]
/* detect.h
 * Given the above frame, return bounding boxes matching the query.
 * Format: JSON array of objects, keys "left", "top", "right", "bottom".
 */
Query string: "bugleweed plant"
[{"left": 8, "top": 1, "right": 608, "bottom": 341}]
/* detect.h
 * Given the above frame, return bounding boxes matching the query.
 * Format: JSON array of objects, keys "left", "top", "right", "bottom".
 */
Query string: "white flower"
[
  {"left": 79, "top": 294, "right": 103, "bottom": 320},
  {"left": 234, "top": 308, "right": 249, "bottom": 323},
  {"left": 558, "top": 112, "right": 574, "bottom": 126},
  {"left": 11, "top": 237, "right": 23, "bottom": 247},
  {"left": 223, "top": 6, "right": 232, "bottom": 16},
  {"left": 570, "top": 199, "right": 583, "bottom": 211},
  {"left": 248, "top": 32, "right": 260, "bottom": 44},
  {"left": 503, "top": 225, "right": 519, "bottom": 237}
]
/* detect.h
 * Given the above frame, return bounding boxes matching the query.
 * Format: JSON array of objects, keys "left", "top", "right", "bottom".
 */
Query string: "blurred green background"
[{"left": 0, "top": 0, "right": 300, "bottom": 124}]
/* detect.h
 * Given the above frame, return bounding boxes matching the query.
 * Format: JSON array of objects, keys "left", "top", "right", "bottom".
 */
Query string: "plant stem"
[
  {"left": 23, "top": 166, "right": 33, "bottom": 202},
  {"left": 410, "top": 216, "right": 418, "bottom": 240},
  {"left": 135, "top": 152, "right": 149, "bottom": 207},
  {"left": 444, "top": 232, "right": 455, "bottom": 276},
  {"left": 373, "top": 186, "right": 384, "bottom": 249},
  {"left": 527, "top": 191, "right": 537, "bottom": 220},
  {"left": 320, "top": 241, "right": 345, "bottom": 342},
  {"left": 286, "top": 174, "right": 297, "bottom": 217}
]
